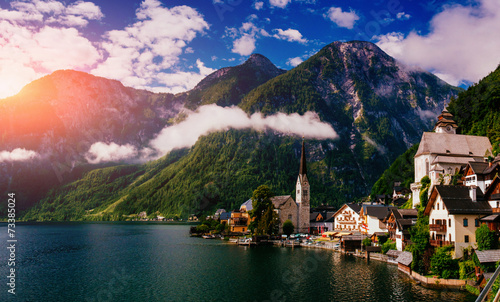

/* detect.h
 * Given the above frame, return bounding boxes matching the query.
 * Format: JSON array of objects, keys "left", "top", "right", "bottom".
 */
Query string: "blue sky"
[{"left": 0, "top": 0, "right": 499, "bottom": 98}]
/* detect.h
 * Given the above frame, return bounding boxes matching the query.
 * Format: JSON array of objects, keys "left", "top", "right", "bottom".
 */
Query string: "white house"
[
  {"left": 360, "top": 205, "right": 396, "bottom": 234},
  {"left": 411, "top": 109, "right": 492, "bottom": 206},
  {"left": 333, "top": 203, "right": 362, "bottom": 232},
  {"left": 386, "top": 208, "right": 418, "bottom": 251},
  {"left": 424, "top": 185, "right": 492, "bottom": 258}
]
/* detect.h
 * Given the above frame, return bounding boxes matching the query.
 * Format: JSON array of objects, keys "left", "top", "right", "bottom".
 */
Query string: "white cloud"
[
  {"left": 85, "top": 142, "right": 138, "bottom": 164},
  {"left": 376, "top": 0, "right": 500, "bottom": 86},
  {"left": 232, "top": 34, "right": 256, "bottom": 56},
  {"left": 269, "top": 0, "right": 291, "bottom": 9},
  {"left": 287, "top": 57, "right": 303, "bottom": 67},
  {"left": 0, "top": 148, "right": 39, "bottom": 162},
  {"left": 0, "top": 0, "right": 103, "bottom": 98},
  {"left": 273, "top": 28, "right": 307, "bottom": 44},
  {"left": 324, "top": 6, "right": 359, "bottom": 29},
  {"left": 396, "top": 12, "right": 410, "bottom": 20},
  {"left": 254, "top": 2, "right": 264, "bottom": 10},
  {"left": 92, "top": 1, "right": 210, "bottom": 91},
  {"left": 150, "top": 104, "right": 338, "bottom": 157}
]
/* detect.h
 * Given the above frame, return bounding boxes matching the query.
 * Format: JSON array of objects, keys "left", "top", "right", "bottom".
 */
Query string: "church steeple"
[
  {"left": 296, "top": 139, "right": 310, "bottom": 233},
  {"left": 299, "top": 139, "right": 307, "bottom": 176},
  {"left": 434, "top": 108, "right": 458, "bottom": 134}
]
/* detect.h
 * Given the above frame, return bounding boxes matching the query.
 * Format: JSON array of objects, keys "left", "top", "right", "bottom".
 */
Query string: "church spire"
[{"left": 299, "top": 139, "right": 307, "bottom": 176}]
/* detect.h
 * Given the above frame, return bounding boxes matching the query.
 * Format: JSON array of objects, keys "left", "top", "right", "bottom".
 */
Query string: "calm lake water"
[{"left": 0, "top": 223, "right": 475, "bottom": 302}]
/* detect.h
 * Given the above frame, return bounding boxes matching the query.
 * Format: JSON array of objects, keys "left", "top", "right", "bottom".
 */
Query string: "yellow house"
[
  {"left": 424, "top": 185, "right": 492, "bottom": 258},
  {"left": 228, "top": 210, "right": 251, "bottom": 233}
]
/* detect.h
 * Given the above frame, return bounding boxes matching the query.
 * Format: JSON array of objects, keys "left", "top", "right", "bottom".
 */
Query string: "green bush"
[
  {"left": 362, "top": 237, "right": 372, "bottom": 247},
  {"left": 381, "top": 239, "right": 396, "bottom": 254},
  {"left": 459, "top": 260, "right": 476, "bottom": 280},
  {"left": 431, "top": 245, "right": 459, "bottom": 279}
]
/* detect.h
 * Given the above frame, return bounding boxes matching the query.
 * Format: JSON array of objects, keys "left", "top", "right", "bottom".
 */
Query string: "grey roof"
[
  {"left": 240, "top": 199, "right": 253, "bottom": 212},
  {"left": 432, "top": 185, "right": 491, "bottom": 215},
  {"left": 468, "top": 162, "right": 491, "bottom": 175},
  {"left": 347, "top": 203, "right": 362, "bottom": 214},
  {"left": 271, "top": 195, "right": 294, "bottom": 208},
  {"left": 364, "top": 205, "right": 396, "bottom": 220},
  {"left": 386, "top": 250, "right": 402, "bottom": 258},
  {"left": 480, "top": 214, "right": 500, "bottom": 222},
  {"left": 415, "top": 132, "right": 492, "bottom": 157},
  {"left": 219, "top": 212, "right": 231, "bottom": 220},
  {"left": 396, "top": 251, "right": 413, "bottom": 266},
  {"left": 475, "top": 250, "right": 500, "bottom": 264}
]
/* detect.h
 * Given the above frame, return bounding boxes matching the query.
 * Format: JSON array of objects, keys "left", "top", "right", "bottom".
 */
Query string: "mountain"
[
  {"left": 3, "top": 40, "right": 463, "bottom": 220},
  {"left": 448, "top": 64, "right": 500, "bottom": 153},
  {"left": 0, "top": 56, "right": 284, "bottom": 213},
  {"left": 181, "top": 53, "right": 286, "bottom": 109},
  {"left": 241, "top": 41, "right": 460, "bottom": 190}
]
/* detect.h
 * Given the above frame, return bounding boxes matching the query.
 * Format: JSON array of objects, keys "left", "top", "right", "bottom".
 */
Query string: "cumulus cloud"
[
  {"left": 150, "top": 104, "right": 338, "bottom": 157},
  {"left": 287, "top": 57, "right": 303, "bottom": 67},
  {"left": 253, "top": 2, "right": 264, "bottom": 10},
  {"left": 0, "top": 148, "right": 39, "bottom": 162},
  {"left": 0, "top": 0, "right": 103, "bottom": 98},
  {"left": 232, "top": 34, "right": 257, "bottom": 56},
  {"left": 269, "top": 0, "right": 291, "bottom": 9},
  {"left": 85, "top": 142, "right": 138, "bottom": 164},
  {"left": 396, "top": 12, "right": 410, "bottom": 20},
  {"left": 375, "top": 0, "right": 500, "bottom": 86},
  {"left": 92, "top": 0, "right": 210, "bottom": 92},
  {"left": 324, "top": 6, "right": 359, "bottom": 29},
  {"left": 273, "top": 28, "right": 307, "bottom": 44}
]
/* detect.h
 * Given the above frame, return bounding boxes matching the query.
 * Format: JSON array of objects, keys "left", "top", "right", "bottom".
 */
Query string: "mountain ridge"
[{"left": 0, "top": 40, "right": 462, "bottom": 218}]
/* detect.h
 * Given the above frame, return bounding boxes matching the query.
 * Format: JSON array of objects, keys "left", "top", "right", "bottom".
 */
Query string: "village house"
[
  {"left": 385, "top": 208, "right": 418, "bottom": 251},
  {"left": 463, "top": 156, "right": 500, "bottom": 193},
  {"left": 309, "top": 210, "right": 336, "bottom": 235},
  {"left": 359, "top": 204, "right": 396, "bottom": 234},
  {"left": 411, "top": 109, "right": 492, "bottom": 206},
  {"left": 424, "top": 185, "right": 492, "bottom": 258},
  {"left": 333, "top": 203, "right": 363, "bottom": 232},
  {"left": 480, "top": 175, "right": 500, "bottom": 232},
  {"left": 228, "top": 210, "right": 250, "bottom": 233}
]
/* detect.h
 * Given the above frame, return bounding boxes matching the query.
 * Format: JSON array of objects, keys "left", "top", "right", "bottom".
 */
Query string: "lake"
[{"left": 0, "top": 223, "right": 475, "bottom": 301}]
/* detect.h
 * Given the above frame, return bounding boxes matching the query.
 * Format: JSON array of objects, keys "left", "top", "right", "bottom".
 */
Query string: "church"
[{"left": 411, "top": 109, "right": 492, "bottom": 206}]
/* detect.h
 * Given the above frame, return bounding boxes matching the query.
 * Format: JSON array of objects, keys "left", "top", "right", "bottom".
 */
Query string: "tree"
[
  {"left": 283, "top": 219, "right": 295, "bottom": 236},
  {"left": 476, "top": 223, "right": 497, "bottom": 250},
  {"left": 408, "top": 207, "right": 430, "bottom": 274},
  {"left": 250, "top": 185, "right": 279, "bottom": 235},
  {"left": 250, "top": 185, "right": 274, "bottom": 221}
]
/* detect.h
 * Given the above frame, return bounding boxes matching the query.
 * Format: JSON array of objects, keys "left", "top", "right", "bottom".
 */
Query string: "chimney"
[{"left": 469, "top": 186, "right": 477, "bottom": 202}]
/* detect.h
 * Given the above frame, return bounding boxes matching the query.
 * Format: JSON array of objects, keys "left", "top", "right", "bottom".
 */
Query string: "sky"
[{"left": 0, "top": 0, "right": 500, "bottom": 99}]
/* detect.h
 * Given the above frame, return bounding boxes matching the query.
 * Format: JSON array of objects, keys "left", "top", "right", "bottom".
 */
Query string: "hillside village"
[{"left": 197, "top": 108, "right": 500, "bottom": 292}]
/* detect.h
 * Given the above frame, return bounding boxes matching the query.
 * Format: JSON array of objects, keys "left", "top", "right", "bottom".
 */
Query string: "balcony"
[
  {"left": 429, "top": 224, "right": 447, "bottom": 232},
  {"left": 430, "top": 239, "right": 452, "bottom": 247}
]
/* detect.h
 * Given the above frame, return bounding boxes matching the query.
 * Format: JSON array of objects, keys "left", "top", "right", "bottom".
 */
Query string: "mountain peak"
[{"left": 244, "top": 53, "right": 275, "bottom": 67}]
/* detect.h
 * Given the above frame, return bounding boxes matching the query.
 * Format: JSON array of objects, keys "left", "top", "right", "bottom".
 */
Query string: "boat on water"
[{"left": 202, "top": 234, "right": 216, "bottom": 239}]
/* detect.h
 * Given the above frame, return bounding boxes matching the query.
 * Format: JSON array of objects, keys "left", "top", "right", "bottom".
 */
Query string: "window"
[
  {"left": 497, "top": 201, "right": 499, "bottom": 208},
  {"left": 449, "top": 219, "right": 451, "bottom": 227},
  {"left": 303, "top": 189, "right": 308, "bottom": 195},
  {"left": 463, "top": 218, "right": 468, "bottom": 227},
  {"left": 288, "top": 214, "right": 292, "bottom": 220},
  {"left": 437, "top": 203, "right": 439, "bottom": 210},
  {"left": 465, "top": 235, "right": 469, "bottom": 243},
  {"left": 297, "top": 190, "right": 300, "bottom": 194},
  {"left": 475, "top": 219, "right": 480, "bottom": 227}
]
